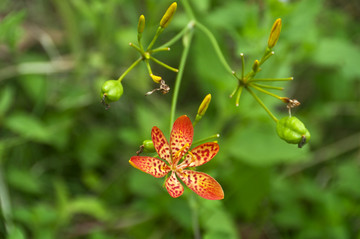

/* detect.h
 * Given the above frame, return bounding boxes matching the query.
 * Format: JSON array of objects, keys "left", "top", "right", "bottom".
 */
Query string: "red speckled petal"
[
  {"left": 129, "top": 156, "right": 170, "bottom": 178},
  {"left": 170, "top": 115, "right": 193, "bottom": 165},
  {"left": 151, "top": 126, "right": 171, "bottom": 164},
  {"left": 177, "top": 170, "right": 224, "bottom": 200},
  {"left": 178, "top": 143, "right": 219, "bottom": 169},
  {"left": 165, "top": 171, "right": 184, "bottom": 198}
]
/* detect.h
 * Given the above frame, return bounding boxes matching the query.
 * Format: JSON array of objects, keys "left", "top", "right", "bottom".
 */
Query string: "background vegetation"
[{"left": 0, "top": 0, "right": 359, "bottom": 238}]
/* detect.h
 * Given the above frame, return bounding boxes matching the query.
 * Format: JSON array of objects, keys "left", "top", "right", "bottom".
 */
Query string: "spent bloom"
[{"left": 129, "top": 115, "right": 224, "bottom": 200}]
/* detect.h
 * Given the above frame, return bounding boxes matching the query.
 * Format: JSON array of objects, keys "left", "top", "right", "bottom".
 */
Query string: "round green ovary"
[
  {"left": 276, "top": 116, "right": 310, "bottom": 144},
  {"left": 101, "top": 80, "right": 123, "bottom": 102},
  {"left": 143, "top": 140, "right": 155, "bottom": 153}
]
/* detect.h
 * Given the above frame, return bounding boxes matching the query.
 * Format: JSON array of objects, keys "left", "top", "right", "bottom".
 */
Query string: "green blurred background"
[{"left": 0, "top": 0, "right": 359, "bottom": 238}]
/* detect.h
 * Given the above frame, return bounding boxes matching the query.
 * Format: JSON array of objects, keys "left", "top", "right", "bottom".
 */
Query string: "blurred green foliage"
[{"left": 0, "top": 0, "right": 360, "bottom": 238}]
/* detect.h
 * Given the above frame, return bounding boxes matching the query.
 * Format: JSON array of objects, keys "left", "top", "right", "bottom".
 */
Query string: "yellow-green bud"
[
  {"left": 143, "top": 140, "right": 155, "bottom": 152},
  {"left": 198, "top": 94, "right": 211, "bottom": 117},
  {"left": 160, "top": 2, "right": 177, "bottom": 28},
  {"left": 276, "top": 116, "right": 310, "bottom": 148},
  {"left": 101, "top": 80, "right": 123, "bottom": 103},
  {"left": 268, "top": 18, "right": 282, "bottom": 49},
  {"left": 138, "top": 15, "right": 145, "bottom": 33},
  {"left": 252, "top": 60, "right": 260, "bottom": 73}
]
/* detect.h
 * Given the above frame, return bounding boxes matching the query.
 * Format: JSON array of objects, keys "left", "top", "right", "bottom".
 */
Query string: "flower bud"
[
  {"left": 276, "top": 116, "right": 310, "bottom": 147},
  {"left": 101, "top": 80, "right": 123, "bottom": 103},
  {"left": 252, "top": 60, "right": 260, "bottom": 73},
  {"left": 138, "top": 15, "right": 145, "bottom": 33},
  {"left": 268, "top": 18, "right": 282, "bottom": 49},
  {"left": 198, "top": 94, "right": 211, "bottom": 117},
  {"left": 160, "top": 2, "right": 177, "bottom": 28},
  {"left": 150, "top": 74, "right": 162, "bottom": 83},
  {"left": 143, "top": 140, "right": 155, "bottom": 153}
]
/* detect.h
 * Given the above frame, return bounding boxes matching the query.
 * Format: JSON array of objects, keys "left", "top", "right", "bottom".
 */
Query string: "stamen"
[{"left": 174, "top": 143, "right": 189, "bottom": 159}]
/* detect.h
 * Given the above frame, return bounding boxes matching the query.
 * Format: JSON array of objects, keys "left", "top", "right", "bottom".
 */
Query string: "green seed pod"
[
  {"left": 101, "top": 80, "right": 123, "bottom": 103},
  {"left": 276, "top": 116, "right": 310, "bottom": 147},
  {"left": 143, "top": 140, "right": 155, "bottom": 153}
]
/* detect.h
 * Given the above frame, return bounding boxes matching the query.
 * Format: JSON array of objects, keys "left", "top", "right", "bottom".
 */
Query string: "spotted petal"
[
  {"left": 165, "top": 171, "right": 184, "bottom": 198},
  {"left": 178, "top": 142, "right": 219, "bottom": 169},
  {"left": 170, "top": 115, "right": 193, "bottom": 165},
  {"left": 129, "top": 156, "right": 170, "bottom": 178},
  {"left": 177, "top": 170, "right": 224, "bottom": 200},
  {"left": 151, "top": 126, "right": 171, "bottom": 164}
]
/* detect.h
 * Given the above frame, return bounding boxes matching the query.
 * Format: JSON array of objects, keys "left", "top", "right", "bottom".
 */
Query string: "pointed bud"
[
  {"left": 138, "top": 15, "right": 145, "bottom": 33},
  {"left": 150, "top": 74, "right": 162, "bottom": 83},
  {"left": 276, "top": 116, "right": 310, "bottom": 147},
  {"left": 160, "top": 2, "right": 177, "bottom": 28},
  {"left": 252, "top": 60, "right": 260, "bottom": 73},
  {"left": 268, "top": 18, "right": 282, "bottom": 49},
  {"left": 198, "top": 94, "right": 211, "bottom": 117}
]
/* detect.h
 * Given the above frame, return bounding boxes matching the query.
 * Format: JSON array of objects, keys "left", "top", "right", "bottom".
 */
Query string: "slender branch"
[
  {"left": 249, "top": 77, "right": 293, "bottom": 82},
  {"left": 249, "top": 83, "right": 283, "bottom": 100},
  {"left": 129, "top": 42, "right": 143, "bottom": 54},
  {"left": 192, "top": 134, "right": 220, "bottom": 147},
  {"left": 147, "top": 27, "right": 164, "bottom": 51},
  {"left": 169, "top": 30, "right": 194, "bottom": 132},
  {"left": 182, "top": 0, "right": 196, "bottom": 20},
  {"left": 150, "top": 47, "right": 170, "bottom": 54},
  {"left": 117, "top": 57, "right": 143, "bottom": 82},
  {"left": 252, "top": 83, "right": 284, "bottom": 91},
  {"left": 240, "top": 53, "right": 245, "bottom": 80},
  {"left": 144, "top": 59, "right": 153, "bottom": 75},
  {"left": 195, "top": 21, "right": 233, "bottom": 75},
  {"left": 235, "top": 85, "right": 244, "bottom": 107},
  {"left": 150, "top": 56, "right": 178, "bottom": 72},
  {"left": 246, "top": 87, "right": 278, "bottom": 123},
  {"left": 155, "top": 24, "right": 191, "bottom": 50}
]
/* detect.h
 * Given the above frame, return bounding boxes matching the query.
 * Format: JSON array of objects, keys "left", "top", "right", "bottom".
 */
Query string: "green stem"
[
  {"left": 240, "top": 53, "right": 245, "bottom": 79},
  {"left": 169, "top": 30, "right": 194, "bottom": 132},
  {"left": 147, "top": 27, "right": 164, "bottom": 51},
  {"left": 196, "top": 22, "right": 233, "bottom": 75},
  {"left": 150, "top": 47, "right": 170, "bottom": 54},
  {"left": 246, "top": 87, "right": 278, "bottom": 123},
  {"left": 144, "top": 59, "right": 153, "bottom": 75},
  {"left": 252, "top": 83, "right": 284, "bottom": 91},
  {"left": 259, "top": 48, "right": 274, "bottom": 65},
  {"left": 150, "top": 56, "right": 178, "bottom": 72},
  {"left": 249, "top": 83, "right": 283, "bottom": 100},
  {"left": 192, "top": 134, "right": 220, "bottom": 147},
  {"left": 117, "top": 57, "right": 143, "bottom": 82},
  {"left": 155, "top": 23, "right": 192, "bottom": 50},
  {"left": 188, "top": 194, "right": 201, "bottom": 239},
  {"left": 137, "top": 33, "right": 144, "bottom": 52},
  {"left": 129, "top": 42, "right": 143, "bottom": 55},
  {"left": 235, "top": 85, "right": 244, "bottom": 106},
  {"left": 249, "top": 77, "right": 293, "bottom": 82},
  {"left": 182, "top": 0, "right": 196, "bottom": 20}
]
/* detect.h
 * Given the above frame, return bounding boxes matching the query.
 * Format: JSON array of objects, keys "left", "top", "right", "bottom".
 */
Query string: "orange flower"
[{"left": 129, "top": 115, "right": 224, "bottom": 200}]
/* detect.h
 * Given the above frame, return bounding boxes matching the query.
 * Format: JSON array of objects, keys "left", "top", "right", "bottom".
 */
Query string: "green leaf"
[
  {"left": 0, "top": 85, "right": 15, "bottom": 118},
  {"left": 67, "top": 197, "right": 109, "bottom": 221},
  {"left": 6, "top": 168, "right": 43, "bottom": 195},
  {"left": 7, "top": 225, "right": 26, "bottom": 239},
  {"left": 4, "top": 112, "right": 50, "bottom": 142},
  {"left": 0, "top": 10, "right": 26, "bottom": 49},
  {"left": 313, "top": 38, "right": 360, "bottom": 79}
]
